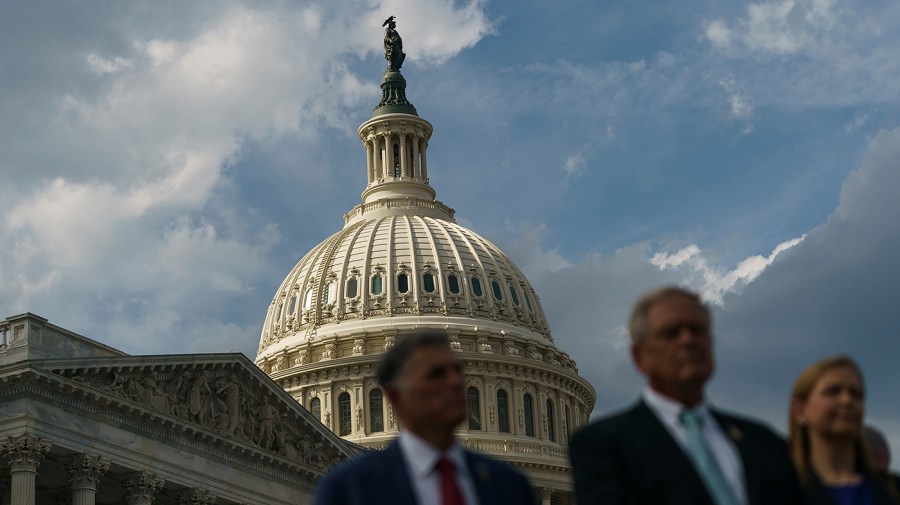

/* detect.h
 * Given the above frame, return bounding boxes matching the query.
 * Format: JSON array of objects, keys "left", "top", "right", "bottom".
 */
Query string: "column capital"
[
  {"left": 124, "top": 471, "right": 164, "bottom": 502},
  {"left": 175, "top": 488, "right": 217, "bottom": 505},
  {"left": 541, "top": 487, "right": 555, "bottom": 499},
  {"left": 0, "top": 435, "right": 51, "bottom": 472},
  {"left": 68, "top": 453, "right": 109, "bottom": 491}
]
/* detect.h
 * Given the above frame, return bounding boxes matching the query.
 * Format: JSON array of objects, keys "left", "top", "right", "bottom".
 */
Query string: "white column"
[
  {"left": 385, "top": 134, "right": 396, "bottom": 177},
  {"left": 68, "top": 454, "right": 109, "bottom": 505},
  {"left": 1, "top": 435, "right": 50, "bottom": 505},
  {"left": 124, "top": 471, "right": 164, "bottom": 505},
  {"left": 364, "top": 138, "right": 374, "bottom": 184},
  {"left": 399, "top": 134, "right": 408, "bottom": 177},
  {"left": 411, "top": 135, "right": 420, "bottom": 178},
  {"left": 420, "top": 140, "right": 428, "bottom": 180}
]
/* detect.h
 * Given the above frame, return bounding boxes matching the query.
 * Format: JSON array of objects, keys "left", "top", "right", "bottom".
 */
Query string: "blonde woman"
[{"left": 789, "top": 356, "right": 898, "bottom": 505}]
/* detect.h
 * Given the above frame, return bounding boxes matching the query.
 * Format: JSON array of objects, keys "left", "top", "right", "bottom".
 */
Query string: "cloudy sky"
[{"left": 2, "top": 0, "right": 898, "bottom": 468}]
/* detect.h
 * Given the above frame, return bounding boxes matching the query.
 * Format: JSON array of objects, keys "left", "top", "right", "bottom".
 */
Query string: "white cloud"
[
  {"left": 845, "top": 109, "right": 870, "bottom": 132},
  {"left": 563, "top": 153, "right": 587, "bottom": 181},
  {"left": 705, "top": 19, "right": 733, "bottom": 47},
  {"left": 0, "top": 1, "right": 495, "bottom": 356},
  {"left": 719, "top": 77, "right": 754, "bottom": 120},
  {"left": 651, "top": 236, "right": 804, "bottom": 303}
]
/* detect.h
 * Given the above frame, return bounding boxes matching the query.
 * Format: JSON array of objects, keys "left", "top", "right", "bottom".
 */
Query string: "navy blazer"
[
  {"left": 569, "top": 400, "right": 804, "bottom": 505},
  {"left": 313, "top": 440, "right": 536, "bottom": 505}
]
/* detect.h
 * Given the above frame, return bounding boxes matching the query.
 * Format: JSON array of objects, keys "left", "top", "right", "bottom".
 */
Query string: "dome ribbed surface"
[{"left": 258, "top": 215, "right": 552, "bottom": 355}]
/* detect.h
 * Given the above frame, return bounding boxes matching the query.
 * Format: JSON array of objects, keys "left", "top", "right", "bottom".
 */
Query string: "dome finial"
[{"left": 374, "top": 16, "right": 417, "bottom": 117}]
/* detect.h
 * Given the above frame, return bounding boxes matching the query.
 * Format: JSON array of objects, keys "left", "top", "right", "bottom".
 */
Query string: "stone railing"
[
  {"left": 343, "top": 197, "right": 454, "bottom": 223},
  {"left": 462, "top": 438, "right": 568, "bottom": 462}
]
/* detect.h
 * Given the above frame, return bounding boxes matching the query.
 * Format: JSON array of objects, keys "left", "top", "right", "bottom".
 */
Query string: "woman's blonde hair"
[{"left": 788, "top": 356, "right": 874, "bottom": 485}]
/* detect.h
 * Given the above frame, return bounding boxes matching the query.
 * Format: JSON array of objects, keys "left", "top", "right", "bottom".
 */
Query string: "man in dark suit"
[
  {"left": 569, "top": 286, "right": 803, "bottom": 505},
  {"left": 313, "top": 331, "right": 535, "bottom": 505}
]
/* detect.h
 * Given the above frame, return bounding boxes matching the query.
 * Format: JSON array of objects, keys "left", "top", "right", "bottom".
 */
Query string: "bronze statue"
[{"left": 383, "top": 16, "right": 405, "bottom": 71}]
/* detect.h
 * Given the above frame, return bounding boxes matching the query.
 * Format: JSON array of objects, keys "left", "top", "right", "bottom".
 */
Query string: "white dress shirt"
[
  {"left": 642, "top": 387, "right": 748, "bottom": 505},
  {"left": 398, "top": 430, "right": 480, "bottom": 505}
]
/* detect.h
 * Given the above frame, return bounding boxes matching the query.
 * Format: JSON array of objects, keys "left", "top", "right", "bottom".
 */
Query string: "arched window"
[
  {"left": 338, "top": 392, "right": 351, "bottom": 436},
  {"left": 393, "top": 143, "right": 401, "bottom": 177},
  {"left": 397, "top": 273, "right": 409, "bottom": 293},
  {"left": 523, "top": 393, "right": 535, "bottom": 437},
  {"left": 346, "top": 277, "right": 358, "bottom": 298},
  {"left": 288, "top": 295, "right": 298, "bottom": 315},
  {"left": 275, "top": 300, "right": 283, "bottom": 320},
  {"left": 497, "top": 390, "right": 510, "bottom": 433},
  {"left": 310, "top": 397, "right": 321, "bottom": 422},
  {"left": 467, "top": 387, "right": 481, "bottom": 430},
  {"left": 523, "top": 291, "right": 533, "bottom": 311},
  {"left": 471, "top": 277, "right": 483, "bottom": 297},
  {"left": 447, "top": 274, "right": 460, "bottom": 294},
  {"left": 369, "top": 389, "right": 384, "bottom": 433},
  {"left": 491, "top": 280, "right": 503, "bottom": 301},
  {"left": 423, "top": 273, "right": 436, "bottom": 293},
  {"left": 546, "top": 398, "right": 556, "bottom": 442}
]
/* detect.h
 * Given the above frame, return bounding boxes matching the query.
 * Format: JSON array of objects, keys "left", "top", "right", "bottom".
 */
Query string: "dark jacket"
[
  {"left": 313, "top": 439, "right": 536, "bottom": 505},
  {"left": 569, "top": 400, "right": 804, "bottom": 505}
]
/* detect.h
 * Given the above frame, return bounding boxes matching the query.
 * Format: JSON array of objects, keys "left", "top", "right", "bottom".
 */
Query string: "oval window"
[
  {"left": 423, "top": 273, "right": 436, "bottom": 293},
  {"left": 371, "top": 275, "right": 383, "bottom": 295},
  {"left": 448, "top": 274, "right": 460, "bottom": 294},
  {"left": 471, "top": 277, "right": 483, "bottom": 297},
  {"left": 346, "top": 278, "right": 358, "bottom": 298},
  {"left": 491, "top": 280, "right": 503, "bottom": 301},
  {"left": 508, "top": 284, "right": 520, "bottom": 306},
  {"left": 397, "top": 273, "right": 409, "bottom": 293}
]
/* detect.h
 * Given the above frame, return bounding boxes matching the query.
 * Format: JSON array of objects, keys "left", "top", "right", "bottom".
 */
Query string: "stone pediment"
[{"left": 30, "top": 352, "right": 357, "bottom": 477}]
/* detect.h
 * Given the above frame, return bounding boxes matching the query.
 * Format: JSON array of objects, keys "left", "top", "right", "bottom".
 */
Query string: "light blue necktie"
[{"left": 680, "top": 409, "right": 738, "bottom": 505}]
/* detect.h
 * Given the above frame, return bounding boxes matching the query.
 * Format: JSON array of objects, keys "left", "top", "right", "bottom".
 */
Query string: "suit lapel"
[
  {"left": 634, "top": 401, "right": 716, "bottom": 505},
  {"left": 711, "top": 410, "right": 758, "bottom": 505},
  {"left": 385, "top": 441, "right": 421, "bottom": 505}
]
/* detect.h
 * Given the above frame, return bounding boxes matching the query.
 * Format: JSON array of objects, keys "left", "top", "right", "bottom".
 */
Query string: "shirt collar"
[
  {"left": 398, "top": 430, "right": 468, "bottom": 479},
  {"left": 642, "top": 386, "right": 711, "bottom": 425}
]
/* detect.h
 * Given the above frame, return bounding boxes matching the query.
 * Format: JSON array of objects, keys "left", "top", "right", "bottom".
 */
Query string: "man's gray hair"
[
  {"left": 376, "top": 331, "right": 451, "bottom": 387},
  {"left": 628, "top": 285, "right": 709, "bottom": 346}
]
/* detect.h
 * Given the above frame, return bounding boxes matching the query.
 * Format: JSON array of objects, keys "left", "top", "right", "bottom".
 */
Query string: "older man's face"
[
  {"left": 632, "top": 294, "right": 714, "bottom": 398},
  {"left": 392, "top": 345, "right": 466, "bottom": 434}
]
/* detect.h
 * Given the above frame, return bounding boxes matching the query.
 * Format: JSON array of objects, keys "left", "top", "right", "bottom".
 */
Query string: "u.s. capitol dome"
[{"left": 256, "top": 38, "right": 595, "bottom": 502}]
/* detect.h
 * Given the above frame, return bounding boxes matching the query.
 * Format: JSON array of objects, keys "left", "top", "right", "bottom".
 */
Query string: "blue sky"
[{"left": 2, "top": 0, "right": 898, "bottom": 469}]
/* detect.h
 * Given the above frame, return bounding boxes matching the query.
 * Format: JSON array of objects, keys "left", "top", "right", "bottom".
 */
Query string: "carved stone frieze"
[{"left": 53, "top": 363, "right": 348, "bottom": 473}]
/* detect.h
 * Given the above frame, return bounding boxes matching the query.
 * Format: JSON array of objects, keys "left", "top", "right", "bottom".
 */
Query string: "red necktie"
[{"left": 436, "top": 457, "right": 465, "bottom": 505}]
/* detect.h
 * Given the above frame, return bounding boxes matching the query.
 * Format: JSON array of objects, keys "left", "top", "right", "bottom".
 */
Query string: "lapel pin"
[{"left": 728, "top": 425, "right": 743, "bottom": 442}]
